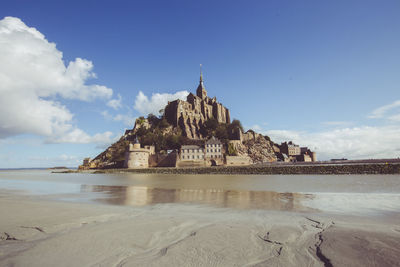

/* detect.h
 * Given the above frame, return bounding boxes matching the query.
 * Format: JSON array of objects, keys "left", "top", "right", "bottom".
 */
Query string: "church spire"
[{"left": 196, "top": 64, "right": 207, "bottom": 99}]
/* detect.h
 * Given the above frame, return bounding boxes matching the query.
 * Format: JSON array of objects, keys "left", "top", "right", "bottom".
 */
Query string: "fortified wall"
[{"left": 164, "top": 73, "right": 230, "bottom": 139}]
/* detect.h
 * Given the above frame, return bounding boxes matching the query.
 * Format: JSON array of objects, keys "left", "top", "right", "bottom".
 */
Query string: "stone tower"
[{"left": 196, "top": 65, "right": 207, "bottom": 99}]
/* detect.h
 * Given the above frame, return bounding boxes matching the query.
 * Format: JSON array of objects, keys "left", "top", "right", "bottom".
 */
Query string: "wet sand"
[{"left": 1, "top": 192, "right": 399, "bottom": 266}]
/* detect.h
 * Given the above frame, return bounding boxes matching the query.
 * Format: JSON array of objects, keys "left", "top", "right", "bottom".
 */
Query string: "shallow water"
[{"left": 1, "top": 170, "right": 400, "bottom": 215}]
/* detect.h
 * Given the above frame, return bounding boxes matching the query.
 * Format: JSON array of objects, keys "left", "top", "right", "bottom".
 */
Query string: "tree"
[
  {"left": 215, "top": 124, "right": 229, "bottom": 141},
  {"left": 136, "top": 116, "right": 146, "bottom": 125},
  {"left": 229, "top": 119, "right": 244, "bottom": 133},
  {"left": 201, "top": 118, "right": 219, "bottom": 137},
  {"left": 227, "top": 143, "right": 238, "bottom": 156},
  {"left": 158, "top": 117, "right": 170, "bottom": 129},
  {"left": 147, "top": 113, "right": 160, "bottom": 127}
]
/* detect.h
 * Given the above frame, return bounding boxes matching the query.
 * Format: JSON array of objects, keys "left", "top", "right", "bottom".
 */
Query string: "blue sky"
[{"left": 1, "top": 0, "right": 400, "bottom": 167}]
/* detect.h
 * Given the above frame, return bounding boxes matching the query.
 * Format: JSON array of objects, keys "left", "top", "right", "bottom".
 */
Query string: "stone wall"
[
  {"left": 226, "top": 156, "right": 252, "bottom": 166},
  {"left": 176, "top": 160, "right": 206, "bottom": 168},
  {"left": 96, "top": 163, "right": 400, "bottom": 175},
  {"left": 149, "top": 152, "right": 178, "bottom": 167},
  {"left": 241, "top": 131, "right": 263, "bottom": 143}
]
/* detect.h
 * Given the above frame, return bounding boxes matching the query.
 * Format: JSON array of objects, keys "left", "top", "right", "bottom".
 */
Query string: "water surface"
[{"left": 1, "top": 170, "right": 399, "bottom": 215}]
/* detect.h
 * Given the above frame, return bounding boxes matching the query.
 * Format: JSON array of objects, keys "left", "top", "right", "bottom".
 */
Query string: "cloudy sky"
[{"left": 1, "top": 0, "right": 400, "bottom": 167}]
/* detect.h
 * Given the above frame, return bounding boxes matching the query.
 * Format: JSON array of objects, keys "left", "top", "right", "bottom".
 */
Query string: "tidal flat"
[{"left": 0, "top": 170, "right": 399, "bottom": 266}]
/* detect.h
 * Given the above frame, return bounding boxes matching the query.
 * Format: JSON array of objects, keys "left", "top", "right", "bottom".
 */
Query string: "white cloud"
[
  {"left": 46, "top": 129, "right": 115, "bottom": 145},
  {"left": 134, "top": 90, "right": 189, "bottom": 115},
  {"left": 113, "top": 114, "right": 136, "bottom": 127},
  {"left": 101, "top": 110, "right": 136, "bottom": 127},
  {"left": 368, "top": 100, "right": 400, "bottom": 119},
  {"left": 0, "top": 16, "right": 114, "bottom": 142},
  {"left": 388, "top": 114, "right": 400, "bottom": 122},
  {"left": 265, "top": 130, "right": 302, "bottom": 143},
  {"left": 107, "top": 94, "right": 122, "bottom": 110},
  {"left": 265, "top": 126, "right": 400, "bottom": 160}
]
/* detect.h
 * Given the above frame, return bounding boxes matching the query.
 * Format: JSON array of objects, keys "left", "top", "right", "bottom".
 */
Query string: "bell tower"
[{"left": 196, "top": 64, "right": 207, "bottom": 99}]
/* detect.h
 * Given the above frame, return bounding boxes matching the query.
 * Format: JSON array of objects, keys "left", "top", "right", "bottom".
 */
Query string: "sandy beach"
[{"left": 1, "top": 190, "right": 399, "bottom": 267}]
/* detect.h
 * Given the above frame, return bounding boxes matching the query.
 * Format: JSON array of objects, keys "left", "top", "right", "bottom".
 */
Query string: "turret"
[{"left": 133, "top": 136, "right": 141, "bottom": 149}]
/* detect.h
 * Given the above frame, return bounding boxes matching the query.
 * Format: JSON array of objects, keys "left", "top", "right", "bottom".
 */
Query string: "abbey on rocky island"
[
  {"left": 164, "top": 70, "right": 230, "bottom": 139},
  {"left": 79, "top": 67, "right": 317, "bottom": 170}
]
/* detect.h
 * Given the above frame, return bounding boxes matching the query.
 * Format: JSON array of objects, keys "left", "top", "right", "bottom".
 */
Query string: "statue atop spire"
[
  {"left": 196, "top": 64, "right": 207, "bottom": 99},
  {"left": 200, "top": 63, "right": 203, "bottom": 83}
]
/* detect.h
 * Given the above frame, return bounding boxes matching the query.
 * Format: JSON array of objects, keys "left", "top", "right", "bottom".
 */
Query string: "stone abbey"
[{"left": 164, "top": 70, "right": 230, "bottom": 139}]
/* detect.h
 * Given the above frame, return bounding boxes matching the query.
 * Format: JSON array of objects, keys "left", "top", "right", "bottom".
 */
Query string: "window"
[
  {"left": 197, "top": 155, "right": 199, "bottom": 159},
  {"left": 211, "top": 155, "right": 213, "bottom": 158},
  {"left": 218, "top": 149, "right": 220, "bottom": 152},
  {"left": 207, "top": 149, "right": 209, "bottom": 152},
  {"left": 182, "top": 155, "right": 185, "bottom": 159},
  {"left": 192, "top": 155, "right": 194, "bottom": 159}
]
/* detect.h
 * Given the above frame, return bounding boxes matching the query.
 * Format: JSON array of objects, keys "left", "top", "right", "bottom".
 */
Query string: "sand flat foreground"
[{"left": 0, "top": 193, "right": 399, "bottom": 267}]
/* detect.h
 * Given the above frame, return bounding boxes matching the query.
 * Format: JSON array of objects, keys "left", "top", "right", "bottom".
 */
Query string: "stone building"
[
  {"left": 300, "top": 147, "right": 317, "bottom": 162},
  {"left": 205, "top": 136, "right": 223, "bottom": 160},
  {"left": 177, "top": 137, "right": 224, "bottom": 167},
  {"left": 164, "top": 70, "right": 230, "bottom": 139},
  {"left": 124, "top": 138, "right": 155, "bottom": 169},
  {"left": 280, "top": 141, "right": 301, "bottom": 156},
  {"left": 296, "top": 154, "right": 312, "bottom": 162},
  {"left": 180, "top": 145, "right": 205, "bottom": 161}
]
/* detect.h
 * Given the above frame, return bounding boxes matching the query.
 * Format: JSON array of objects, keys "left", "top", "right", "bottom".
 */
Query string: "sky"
[{"left": 1, "top": 0, "right": 400, "bottom": 167}]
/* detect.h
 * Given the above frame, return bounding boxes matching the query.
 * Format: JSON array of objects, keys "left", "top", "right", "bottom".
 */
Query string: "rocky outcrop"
[
  {"left": 87, "top": 136, "right": 132, "bottom": 169},
  {"left": 245, "top": 136, "right": 277, "bottom": 163},
  {"left": 229, "top": 136, "right": 277, "bottom": 163}
]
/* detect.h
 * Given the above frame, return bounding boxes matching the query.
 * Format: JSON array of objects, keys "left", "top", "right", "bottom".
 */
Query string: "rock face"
[
  {"left": 88, "top": 136, "right": 129, "bottom": 169},
  {"left": 229, "top": 136, "right": 277, "bottom": 164},
  {"left": 244, "top": 136, "right": 277, "bottom": 163},
  {"left": 164, "top": 75, "right": 230, "bottom": 139}
]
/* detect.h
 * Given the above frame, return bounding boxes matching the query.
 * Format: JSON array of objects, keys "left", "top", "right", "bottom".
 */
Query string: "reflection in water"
[{"left": 81, "top": 185, "right": 316, "bottom": 212}]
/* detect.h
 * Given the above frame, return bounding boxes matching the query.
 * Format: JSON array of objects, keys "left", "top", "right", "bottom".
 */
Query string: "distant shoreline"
[{"left": 54, "top": 162, "right": 400, "bottom": 175}]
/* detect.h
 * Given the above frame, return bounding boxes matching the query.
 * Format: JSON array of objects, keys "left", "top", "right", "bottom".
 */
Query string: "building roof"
[
  {"left": 181, "top": 145, "right": 202, "bottom": 150},
  {"left": 205, "top": 136, "right": 222, "bottom": 145}
]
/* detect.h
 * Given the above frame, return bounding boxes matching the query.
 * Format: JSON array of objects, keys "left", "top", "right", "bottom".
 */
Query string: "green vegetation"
[
  {"left": 200, "top": 118, "right": 244, "bottom": 144},
  {"left": 133, "top": 114, "right": 186, "bottom": 152},
  {"left": 227, "top": 143, "right": 238, "bottom": 156},
  {"left": 136, "top": 116, "right": 146, "bottom": 125}
]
